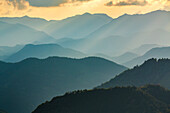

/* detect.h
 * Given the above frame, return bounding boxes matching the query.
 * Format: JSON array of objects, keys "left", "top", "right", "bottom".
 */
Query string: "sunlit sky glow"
[{"left": 0, "top": 0, "right": 170, "bottom": 20}]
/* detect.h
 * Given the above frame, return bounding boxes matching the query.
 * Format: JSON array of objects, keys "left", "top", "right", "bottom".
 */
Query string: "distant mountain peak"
[
  {"left": 83, "top": 12, "right": 92, "bottom": 16},
  {"left": 22, "top": 15, "right": 30, "bottom": 18},
  {"left": 149, "top": 10, "right": 169, "bottom": 14}
]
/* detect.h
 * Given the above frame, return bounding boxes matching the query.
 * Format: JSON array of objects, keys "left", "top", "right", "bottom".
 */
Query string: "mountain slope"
[
  {"left": 0, "top": 110, "right": 8, "bottom": 113},
  {"left": 5, "top": 44, "right": 86, "bottom": 62},
  {"left": 0, "top": 45, "right": 23, "bottom": 56},
  {"left": 131, "top": 44, "right": 160, "bottom": 55},
  {"left": 0, "top": 13, "right": 112, "bottom": 40},
  {"left": 112, "top": 52, "right": 139, "bottom": 64},
  {"left": 0, "top": 21, "right": 56, "bottom": 46},
  {"left": 32, "top": 85, "right": 170, "bottom": 113},
  {"left": 98, "top": 58, "right": 170, "bottom": 89},
  {"left": 85, "top": 10, "right": 170, "bottom": 40},
  {"left": 43, "top": 13, "right": 112, "bottom": 39},
  {"left": 124, "top": 46, "right": 170, "bottom": 67},
  {"left": 0, "top": 16, "right": 49, "bottom": 30},
  {"left": 58, "top": 10, "right": 170, "bottom": 56},
  {"left": 0, "top": 57, "right": 127, "bottom": 113}
]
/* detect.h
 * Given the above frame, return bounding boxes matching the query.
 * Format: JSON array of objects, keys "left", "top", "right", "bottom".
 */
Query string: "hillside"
[
  {"left": 131, "top": 44, "right": 160, "bottom": 55},
  {"left": 43, "top": 13, "right": 112, "bottom": 39},
  {"left": 32, "top": 85, "right": 170, "bottom": 113},
  {"left": 0, "top": 45, "right": 23, "bottom": 57},
  {"left": 98, "top": 58, "right": 170, "bottom": 89},
  {"left": 112, "top": 52, "right": 139, "bottom": 64},
  {"left": 124, "top": 46, "right": 170, "bottom": 67},
  {"left": 0, "top": 21, "right": 55, "bottom": 46},
  {"left": 0, "top": 16, "right": 49, "bottom": 30},
  {"left": 0, "top": 110, "right": 8, "bottom": 113},
  {"left": 85, "top": 10, "right": 170, "bottom": 39},
  {"left": 57, "top": 10, "right": 170, "bottom": 56},
  {"left": 0, "top": 57, "right": 127, "bottom": 113},
  {"left": 5, "top": 44, "right": 86, "bottom": 62},
  {"left": 0, "top": 13, "right": 112, "bottom": 40}
]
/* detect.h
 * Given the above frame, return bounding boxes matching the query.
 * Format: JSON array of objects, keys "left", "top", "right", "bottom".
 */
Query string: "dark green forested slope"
[
  {"left": 32, "top": 85, "right": 170, "bottom": 113},
  {"left": 0, "top": 57, "right": 126, "bottom": 113},
  {"left": 98, "top": 58, "right": 170, "bottom": 89},
  {"left": 0, "top": 110, "right": 8, "bottom": 113}
]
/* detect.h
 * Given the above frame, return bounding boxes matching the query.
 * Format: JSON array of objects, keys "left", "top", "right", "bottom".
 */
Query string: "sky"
[{"left": 0, "top": 0, "right": 170, "bottom": 20}]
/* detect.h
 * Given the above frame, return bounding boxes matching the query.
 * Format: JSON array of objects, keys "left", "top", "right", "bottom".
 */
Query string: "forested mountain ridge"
[
  {"left": 32, "top": 85, "right": 170, "bottom": 113},
  {"left": 0, "top": 57, "right": 127, "bottom": 113},
  {"left": 124, "top": 46, "right": 170, "bottom": 67},
  {"left": 98, "top": 58, "right": 170, "bottom": 89}
]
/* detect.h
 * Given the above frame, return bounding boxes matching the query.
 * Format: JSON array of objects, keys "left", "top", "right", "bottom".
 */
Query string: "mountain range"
[
  {"left": 0, "top": 16, "right": 49, "bottom": 30},
  {"left": 0, "top": 57, "right": 126, "bottom": 113},
  {"left": 0, "top": 21, "right": 55, "bottom": 46},
  {"left": 131, "top": 44, "right": 160, "bottom": 55},
  {"left": 98, "top": 58, "right": 170, "bottom": 89},
  {"left": 56, "top": 10, "right": 170, "bottom": 56},
  {"left": 124, "top": 46, "right": 170, "bottom": 67},
  {"left": 1, "top": 10, "right": 170, "bottom": 56},
  {"left": 5, "top": 44, "right": 86, "bottom": 62},
  {"left": 0, "top": 13, "right": 112, "bottom": 40},
  {"left": 112, "top": 52, "right": 139, "bottom": 64},
  {"left": 0, "top": 45, "right": 23, "bottom": 60},
  {"left": 33, "top": 85, "right": 170, "bottom": 113},
  {"left": 1, "top": 10, "right": 170, "bottom": 113}
]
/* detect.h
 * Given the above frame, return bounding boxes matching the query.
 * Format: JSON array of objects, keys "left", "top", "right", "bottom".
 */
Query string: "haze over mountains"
[
  {"left": 0, "top": 21, "right": 55, "bottom": 46},
  {"left": 1, "top": 10, "right": 169, "bottom": 56},
  {"left": 112, "top": 52, "right": 139, "bottom": 64},
  {"left": 33, "top": 85, "right": 170, "bottom": 113},
  {"left": 0, "top": 57, "right": 126, "bottom": 113},
  {"left": 0, "top": 16, "right": 49, "bottom": 30},
  {"left": 131, "top": 44, "right": 160, "bottom": 55},
  {"left": 0, "top": 13, "right": 112, "bottom": 39},
  {"left": 124, "top": 46, "right": 170, "bottom": 67},
  {"left": 5, "top": 44, "right": 86, "bottom": 62},
  {"left": 0, "top": 45, "right": 23, "bottom": 58},
  {"left": 0, "top": 10, "right": 170, "bottom": 113},
  {"left": 55, "top": 10, "right": 170, "bottom": 56}
]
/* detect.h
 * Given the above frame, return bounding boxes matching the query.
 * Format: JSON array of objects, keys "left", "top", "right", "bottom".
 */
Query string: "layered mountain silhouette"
[
  {"left": 85, "top": 10, "right": 170, "bottom": 39},
  {"left": 124, "top": 46, "right": 170, "bottom": 67},
  {"left": 42, "top": 13, "right": 112, "bottom": 39},
  {"left": 0, "top": 13, "right": 112, "bottom": 39},
  {"left": 0, "top": 21, "right": 56, "bottom": 46},
  {"left": 0, "top": 45, "right": 23, "bottom": 56},
  {"left": 57, "top": 10, "right": 170, "bottom": 56},
  {"left": 98, "top": 58, "right": 170, "bottom": 89},
  {"left": 131, "top": 44, "right": 160, "bottom": 55},
  {"left": 32, "top": 85, "right": 170, "bottom": 113},
  {"left": 0, "top": 16, "right": 49, "bottom": 30},
  {"left": 1, "top": 10, "right": 170, "bottom": 56},
  {"left": 112, "top": 52, "right": 139, "bottom": 64},
  {"left": 0, "top": 45, "right": 23, "bottom": 60},
  {"left": 0, "top": 57, "right": 126, "bottom": 113},
  {"left": 5, "top": 44, "right": 86, "bottom": 62}
]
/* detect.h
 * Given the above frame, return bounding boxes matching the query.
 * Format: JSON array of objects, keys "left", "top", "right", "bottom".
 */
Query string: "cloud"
[
  {"left": 164, "top": 0, "right": 170, "bottom": 10},
  {"left": 105, "top": 0, "right": 148, "bottom": 6},
  {"left": 0, "top": 0, "right": 29, "bottom": 15},
  {"left": 7, "top": 0, "right": 29, "bottom": 10},
  {"left": 25, "top": 0, "right": 92, "bottom": 7}
]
